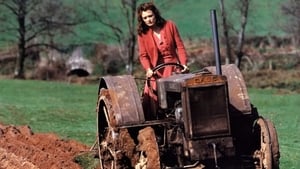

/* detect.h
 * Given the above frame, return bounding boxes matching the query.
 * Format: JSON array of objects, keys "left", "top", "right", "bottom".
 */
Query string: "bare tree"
[
  {"left": 235, "top": 0, "right": 250, "bottom": 68},
  {"left": 0, "top": 0, "right": 80, "bottom": 78},
  {"left": 218, "top": 0, "right": 251, "bottom": 68},
  {"left": 80, "top": 0, "right": 139, "bottom": 74},
  {"left": 120, "top": 0, "right": 138, "bottom": 74},
  {"left": 281, "top": 0, "right": 300, "bottom": 46},
  {"left": 219, "top": 0, "right": 233, "bottom": 64}
]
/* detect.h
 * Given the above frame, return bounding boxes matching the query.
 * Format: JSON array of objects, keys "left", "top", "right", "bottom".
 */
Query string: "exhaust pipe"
[{"left": 210, "top": 9, "right": 222, "bottom": 75}]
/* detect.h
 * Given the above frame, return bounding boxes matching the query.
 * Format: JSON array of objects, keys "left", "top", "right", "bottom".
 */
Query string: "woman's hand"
[
  {"left": 146, "top": 68, "right": 154, "bottom": 78},
  {"left": 181, "top": 65, "right": 189, "bottom": 73}
]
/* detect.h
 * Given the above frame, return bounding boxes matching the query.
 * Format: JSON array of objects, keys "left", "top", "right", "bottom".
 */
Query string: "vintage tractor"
[{"left": 94, "top": 10, "right": 280, "bottom": 169}]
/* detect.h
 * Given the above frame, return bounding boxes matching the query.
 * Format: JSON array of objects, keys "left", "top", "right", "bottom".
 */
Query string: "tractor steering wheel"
[
  {"left": 146, "top": 62, "right": 185, "bottom": 90},
  {"left": 152, "top": 62, "right": 184, "bottom": 73}
]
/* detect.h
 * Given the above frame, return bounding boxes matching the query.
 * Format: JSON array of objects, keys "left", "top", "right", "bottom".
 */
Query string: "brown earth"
[{"left": 0, "top": 124, "right": 89, "bottom": 169}]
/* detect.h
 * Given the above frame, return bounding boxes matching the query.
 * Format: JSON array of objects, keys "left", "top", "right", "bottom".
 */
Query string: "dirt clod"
[{"left": 0, "top": 124, "right": 89, "bottom": 169}]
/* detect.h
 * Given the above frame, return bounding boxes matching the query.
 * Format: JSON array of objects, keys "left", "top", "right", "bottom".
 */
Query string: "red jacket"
[{"left": 138, "top": 20, "right": 187, "bottom": 70}]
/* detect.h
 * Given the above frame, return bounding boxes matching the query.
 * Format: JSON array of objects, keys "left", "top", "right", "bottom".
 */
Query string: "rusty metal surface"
[
  {"left": 98, "top": 75, "right": 145, "bottom": 126},
  {"left": 157, "top": 73, "right": 195, "bottom": 109},
  {"left": 157, "top": 73, "right": 195, "bottom": 91},
  {"left": 184, "top": 74, "right": 227, "bottom": 87},
  {"left": 182, "top": 78, "right": 231, "bottom": 139},
  {"left": 205, "top": 64, "right": 252, "bottom": 114}
]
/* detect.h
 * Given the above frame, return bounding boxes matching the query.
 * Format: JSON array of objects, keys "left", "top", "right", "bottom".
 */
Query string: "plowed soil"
[{"left": 0, "top": 124, "right": 89, "bottom": 169}]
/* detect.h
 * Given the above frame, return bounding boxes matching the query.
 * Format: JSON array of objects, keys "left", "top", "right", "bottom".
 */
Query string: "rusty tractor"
[{"left": 94, "top": 10, "right": 280, "bottom": 169}]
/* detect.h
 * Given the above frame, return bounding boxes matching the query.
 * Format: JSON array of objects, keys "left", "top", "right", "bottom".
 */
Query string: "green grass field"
[
  {"left": 0, "top": 79, "right": 299, "bottom": 168},
  {"left": 0, "top": 79, "right": 98, "bottom": 145},
  {"left": 248, "top": 88, "right": 300, "bottom": 169}
]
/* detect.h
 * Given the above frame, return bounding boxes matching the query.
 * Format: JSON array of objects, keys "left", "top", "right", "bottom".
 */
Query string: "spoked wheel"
[
  {"left": 253, "top": 117, "right": 279, "bottom": 169},
  {"left": 96, "top": 89, "right": 136, "bottom": 169}
]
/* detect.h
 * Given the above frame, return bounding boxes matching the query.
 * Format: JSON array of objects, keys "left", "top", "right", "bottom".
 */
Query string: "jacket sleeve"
[
  {"left": 170, "top": 21, "right": 187, "bottom": 65},
  {"left": 138, "top": 35, "right": 151, "bottom": 70}
]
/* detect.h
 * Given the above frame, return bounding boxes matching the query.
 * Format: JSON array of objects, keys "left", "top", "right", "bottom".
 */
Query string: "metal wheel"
[
  {"left": 96, "top": 89, "right": 136, "bottom": 169},
  {"left": 135, "top": 127, "right": 160, "bottom": 169},
  {"left": 253, "top": 117, "right": 272, "bottom": 169},
  {"left": 265, "top": 119, "right": 280, "bottom": 169}
]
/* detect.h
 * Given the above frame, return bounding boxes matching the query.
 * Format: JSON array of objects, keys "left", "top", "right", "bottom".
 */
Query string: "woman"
[{"left": 137, "top": 2, "right": 189, "bottom": 119}]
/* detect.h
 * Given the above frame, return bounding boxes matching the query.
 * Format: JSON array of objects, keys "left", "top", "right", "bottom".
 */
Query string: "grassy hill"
[
  {"left": 34, "top": 0, "right": 287, "bottom": 46},
  {"left": 0, "top": 0, "right": 288, "bottom": 47},
  {"left": 73, "top": 0, "right": 287, "bottom": 44},
  {"left": 160, "top": 0, "right": 286, "bottom": 38}
]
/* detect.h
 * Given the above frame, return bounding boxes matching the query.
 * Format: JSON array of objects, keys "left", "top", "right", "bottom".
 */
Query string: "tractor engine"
[
  {"left": 95, "top": 65, "right": 280, "bottom": 169},
  {"left": 156, "top": 71, "right": 235, "bottom": 167}
]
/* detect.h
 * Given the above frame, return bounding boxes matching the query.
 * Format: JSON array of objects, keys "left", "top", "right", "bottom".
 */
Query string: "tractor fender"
[{"left": 97, "top": 75, "right": 145, "bottom": 126}]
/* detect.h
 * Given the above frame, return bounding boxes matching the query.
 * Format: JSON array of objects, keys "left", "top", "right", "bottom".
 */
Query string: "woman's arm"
[
  {"left": 169, "top": 21, "right": 187, "bottom": 66},
  {"left": 138, "top": 35, "right": 151, "bottom": 70}
]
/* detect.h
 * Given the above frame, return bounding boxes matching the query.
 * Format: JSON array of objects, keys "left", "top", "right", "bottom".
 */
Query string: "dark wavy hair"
[{"left": 137, "top": 2, "right": 166, "bottom": 35}]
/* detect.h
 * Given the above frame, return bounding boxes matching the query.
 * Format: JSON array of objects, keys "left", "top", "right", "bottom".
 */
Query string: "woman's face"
[{"left": 141, "top": 10, "right": 156, "bottom": 27}]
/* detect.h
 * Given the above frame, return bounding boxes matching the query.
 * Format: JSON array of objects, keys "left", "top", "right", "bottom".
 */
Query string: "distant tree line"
[
  {"left": 0, "top": 0, "right": 298, "bottom": 78},
  {"left": 0, "top": 0, "right": 83, "bottom": 78}
]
